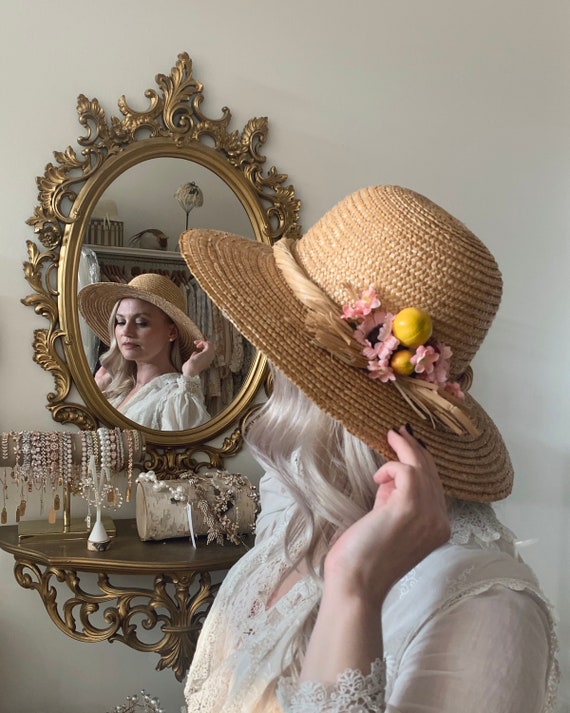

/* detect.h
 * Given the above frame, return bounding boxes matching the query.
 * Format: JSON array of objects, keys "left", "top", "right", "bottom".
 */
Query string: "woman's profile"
[
  {"left": 176, "top": 185, "right": 559, "bottom": 712},
  {"left": 78, "top": 272, "right": 214, "bottom": 431}
]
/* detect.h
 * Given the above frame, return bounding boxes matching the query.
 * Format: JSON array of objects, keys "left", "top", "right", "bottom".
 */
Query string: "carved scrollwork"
[
  {"left": 142, "top": 428, "right": 243, "bottom": 475},
  {"left": 14, "top": 558, "right": 219, "bottom": 681},
  {"left": 27, "top": 52, "right": 300, "bottom": 251},
  {"left": 23, "top": 51, "right": 301, "bottom": 473},
  {"left": 22, "top": 240, "right": 98, "bottom": 430}
]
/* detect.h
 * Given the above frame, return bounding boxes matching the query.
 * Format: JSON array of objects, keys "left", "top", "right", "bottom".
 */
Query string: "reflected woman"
[{"left": 78, "top": 273, "right": 215, "bottom": 431}]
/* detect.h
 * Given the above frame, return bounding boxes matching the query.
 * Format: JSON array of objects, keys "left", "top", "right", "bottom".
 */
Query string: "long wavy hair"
[
  {"left": 245, "top": 366, "right": 384, "bottom": 683},
  {"left": 98, "top": 302, "right": 183, "bottom": 402}
]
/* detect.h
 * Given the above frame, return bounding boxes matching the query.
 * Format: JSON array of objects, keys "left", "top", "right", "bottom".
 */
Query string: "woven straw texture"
[
  {"left": 179, "top": 185, "right": 513, "bottom": 502},
  {"left": 78, "top": 273, "right": 203, "bottom": 362}
]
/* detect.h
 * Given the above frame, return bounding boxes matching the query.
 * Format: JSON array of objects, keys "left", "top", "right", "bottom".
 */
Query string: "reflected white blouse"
[
  {"left": 184, "top": 473, "right": 560, "bottom": 713},
  {"left": 111, "top": 373, "right": 210, "bottom": 431}
]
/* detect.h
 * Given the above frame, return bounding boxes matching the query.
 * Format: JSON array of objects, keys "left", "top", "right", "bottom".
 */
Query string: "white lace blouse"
[
  {"left": 183, "top": 477, "right": 560, "bottom": 712},
  {"left": 110, "top": 373, "right": 210, "bottom": 431}
]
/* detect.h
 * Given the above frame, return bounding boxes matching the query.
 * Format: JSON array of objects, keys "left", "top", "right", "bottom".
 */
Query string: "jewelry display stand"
[{"left": 0, "top": 429, "right": 144, "bottom": 541}]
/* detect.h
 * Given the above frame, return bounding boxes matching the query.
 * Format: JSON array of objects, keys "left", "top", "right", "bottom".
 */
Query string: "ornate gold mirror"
[{"left": 24, "top": 52, "right": 301, "bottom": 475}]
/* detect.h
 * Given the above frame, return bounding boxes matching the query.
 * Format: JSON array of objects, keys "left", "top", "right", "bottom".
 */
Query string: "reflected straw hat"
[
  {"left": 78, "top": 273, "right": 203, "bottom": 363},
  {"left": 179, "top": 185, "right": 513, "bottom": 501}
]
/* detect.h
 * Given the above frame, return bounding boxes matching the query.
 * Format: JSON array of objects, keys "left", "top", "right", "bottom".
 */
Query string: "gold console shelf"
[{"left": 0, "top": 518, "right": 250, "bottom": 681}]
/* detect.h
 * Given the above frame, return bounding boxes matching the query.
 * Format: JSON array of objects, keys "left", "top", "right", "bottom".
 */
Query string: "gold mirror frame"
[{"left": 24, "top": 52, "right": 301, "bottom": 475}]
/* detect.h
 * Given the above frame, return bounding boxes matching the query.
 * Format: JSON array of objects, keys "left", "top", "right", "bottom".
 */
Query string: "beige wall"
[{"left": 0, "top": 1, "right": 568, "bottom": 711}]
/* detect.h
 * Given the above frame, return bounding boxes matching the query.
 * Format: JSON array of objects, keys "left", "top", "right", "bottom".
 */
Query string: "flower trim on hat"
[
  {"left": 341, "top": 286, "right": 463, "bottom": 398},
  {"left": 273, "top": 238, "right": 479, "bottom": 437},
  {"left": 339, "top": 286, "right": 478, "bottom": 436}
]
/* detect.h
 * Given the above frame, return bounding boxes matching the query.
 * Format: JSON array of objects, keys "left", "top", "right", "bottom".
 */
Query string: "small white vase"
[{"left": 87, "top": 509, "right": 112, "bottom": 551}]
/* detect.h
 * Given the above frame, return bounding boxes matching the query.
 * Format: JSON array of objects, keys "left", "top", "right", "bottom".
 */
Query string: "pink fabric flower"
[
  {"left": 342, "top": 304, "right": 363, "bottom": 320},
  {"left": 376, "top": 313, "right": 395, "bottom": 343},
  {"left": 363, "top": 334, "right": 399, "bottom": 362},
  {"left": 354, "top": 285, "right": 381, "bottom": 316},
  {"left": 377, "top": 334, "right": 399, "bottom": 362},
  {"left": 367, "top": 358, "right": 396, "bottom": 382},
  {"left": 341, "top": 285, "right": 381, "bottom": 321},
  {"left": 443, "top": 381, "right": 464, "bottom": 399},
  {"left": 354, "top": 310, "right": 388, "bottom": 345},
  {"left": 410, "top": 345, "right": 439, "bottom": 374},
  {"left": 362, "top": 343, "right": 381, "bottom": 360},
  {"left": 431, "top": 342, "right": 452, "bottom": 384}
]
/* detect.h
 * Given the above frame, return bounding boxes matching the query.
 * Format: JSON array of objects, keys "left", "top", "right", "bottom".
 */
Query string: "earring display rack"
[{"left": 0, "top": 429, "right": 144, "bottom": 541}]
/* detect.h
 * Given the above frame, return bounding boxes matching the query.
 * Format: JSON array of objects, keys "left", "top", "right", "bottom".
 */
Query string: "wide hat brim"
[
  {"left": 179, "top": 228, "right": 513, "bottom": 504},
  {"left": 78, "top": 281, "right": 203, "bottom": 363}
]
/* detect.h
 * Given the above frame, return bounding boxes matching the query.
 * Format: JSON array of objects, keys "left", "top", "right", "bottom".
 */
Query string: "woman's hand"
[
  {"left": 182, "top": 339, "right": 216, "bottom": 377},
  {"left": 324, "top": 426, "right": 450, "bottom": 608},
  {"left": 94, "top": 366, "right": 112, "bottom": 391}
]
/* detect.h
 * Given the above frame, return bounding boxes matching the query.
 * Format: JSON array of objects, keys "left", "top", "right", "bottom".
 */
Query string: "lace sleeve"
[
  {"left": 276, "top": 658, "right": 386, "bottom": 712},
  {"left": 156, "top": 375, "right": 210, "bottom": 430}
]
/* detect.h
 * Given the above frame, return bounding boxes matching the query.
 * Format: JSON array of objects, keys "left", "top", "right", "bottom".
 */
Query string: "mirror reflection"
[
  {"left": 86, "top": 158, "right": 255, "bottom": 253},
  {"left": 24, "top": 51, "right": 301, "bottom": 473},
  {"left": 78, "top": 159, "right": 256, "bottom": 427}
]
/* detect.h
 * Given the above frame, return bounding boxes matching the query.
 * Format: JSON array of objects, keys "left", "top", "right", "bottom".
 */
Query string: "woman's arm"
[{"left": 300, "top": 427, "right": 450, "bottom": 686}]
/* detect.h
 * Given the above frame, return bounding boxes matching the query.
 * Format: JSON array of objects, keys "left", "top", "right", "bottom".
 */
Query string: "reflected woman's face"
[{"left": 115, "top": 298, "right": 177, "bottom": 367}]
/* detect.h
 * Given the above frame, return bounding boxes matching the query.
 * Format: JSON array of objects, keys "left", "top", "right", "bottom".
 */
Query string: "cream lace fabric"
[
  {"left": 111, "top": 373, "right": 210, "bottom": 430},
  {"left": 184, "top": 491, "right": 560, "bottom": 713},
  {"left": 277, "top": 659, "right": 387, "bottom": 712}
]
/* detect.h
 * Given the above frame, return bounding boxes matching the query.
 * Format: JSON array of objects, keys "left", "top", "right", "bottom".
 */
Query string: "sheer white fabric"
[
  {"left": 183, "top": 474, "right": 559, "bottom": 712},
  {"left": 111, "top": 373, "right": 210, "bottom": 430}
]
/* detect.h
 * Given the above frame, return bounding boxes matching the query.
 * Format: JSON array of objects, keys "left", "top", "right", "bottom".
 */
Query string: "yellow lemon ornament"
[
  {"left": 390, "top": 349, "right": 415, "bottom": 376},
  {"left": 392, "top": 307, "right": 432, "bottom": 349}
]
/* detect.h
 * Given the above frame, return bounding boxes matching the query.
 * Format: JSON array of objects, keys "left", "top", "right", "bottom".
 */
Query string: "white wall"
[{"left": 0, "top": 1, "right": 568, "bottom": 711}]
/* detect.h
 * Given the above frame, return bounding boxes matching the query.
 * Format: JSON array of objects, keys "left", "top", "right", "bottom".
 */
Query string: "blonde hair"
[
  {"left": 99, "top": 301, "right": 183, "bottom": 402},
  {"left": 245, "top": 366, "right": 384, "bottom": 681}
]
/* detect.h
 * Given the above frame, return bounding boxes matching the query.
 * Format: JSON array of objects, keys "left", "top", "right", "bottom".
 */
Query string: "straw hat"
[
  {"left": 179, "top": 185, "right": 513, "bottom": 501},
  {"left": 78, "top": 273, "right": 203, "bottom": 362}
]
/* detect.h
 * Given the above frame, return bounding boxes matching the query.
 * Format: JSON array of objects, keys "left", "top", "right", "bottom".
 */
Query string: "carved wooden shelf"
[{"left": 0, "top": 518, "right": 250, "bottom": 681}]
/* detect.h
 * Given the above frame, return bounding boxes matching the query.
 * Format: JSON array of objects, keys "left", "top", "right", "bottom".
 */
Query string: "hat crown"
[
  {"left": 295, "top": 186, "right": 502, "bottom": 379},
  {"left": 127, "top": 273, "right": 186, "bottom": 313}
]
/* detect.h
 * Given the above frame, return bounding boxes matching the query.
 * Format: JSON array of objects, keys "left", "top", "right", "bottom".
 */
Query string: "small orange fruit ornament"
[
  {"left": 390, "top": 349, "right": 415, "bottom": 376},
  {"left": 392, "top": 307, "right": 433, "bottom": 348}
]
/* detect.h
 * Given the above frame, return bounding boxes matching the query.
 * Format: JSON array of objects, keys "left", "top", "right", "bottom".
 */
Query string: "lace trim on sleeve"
[
  {"left": 178, "top": 374, "right": 202, "bottom": 395},
  {"left": 276, "top": 658, "right": 386, "bottom": 713}
]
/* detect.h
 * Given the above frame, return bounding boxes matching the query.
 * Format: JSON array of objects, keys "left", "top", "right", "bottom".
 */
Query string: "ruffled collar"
[{"left": 448, "top": 499, "right": 517, "bottom": 554}]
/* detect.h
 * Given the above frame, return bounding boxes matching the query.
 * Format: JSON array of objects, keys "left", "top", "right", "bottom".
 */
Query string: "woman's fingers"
[
  {"left": 388, "top": 425, "right": 429, "bottom": 464},
  {"left": 374, "top": 425, "right": 449, "bottom": 536},
  {"left": 183, "top": 339, "right": 216, "bottom": 376},
  {"left": 376, "top": 427, "right": 438, "bottom": 486}
]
